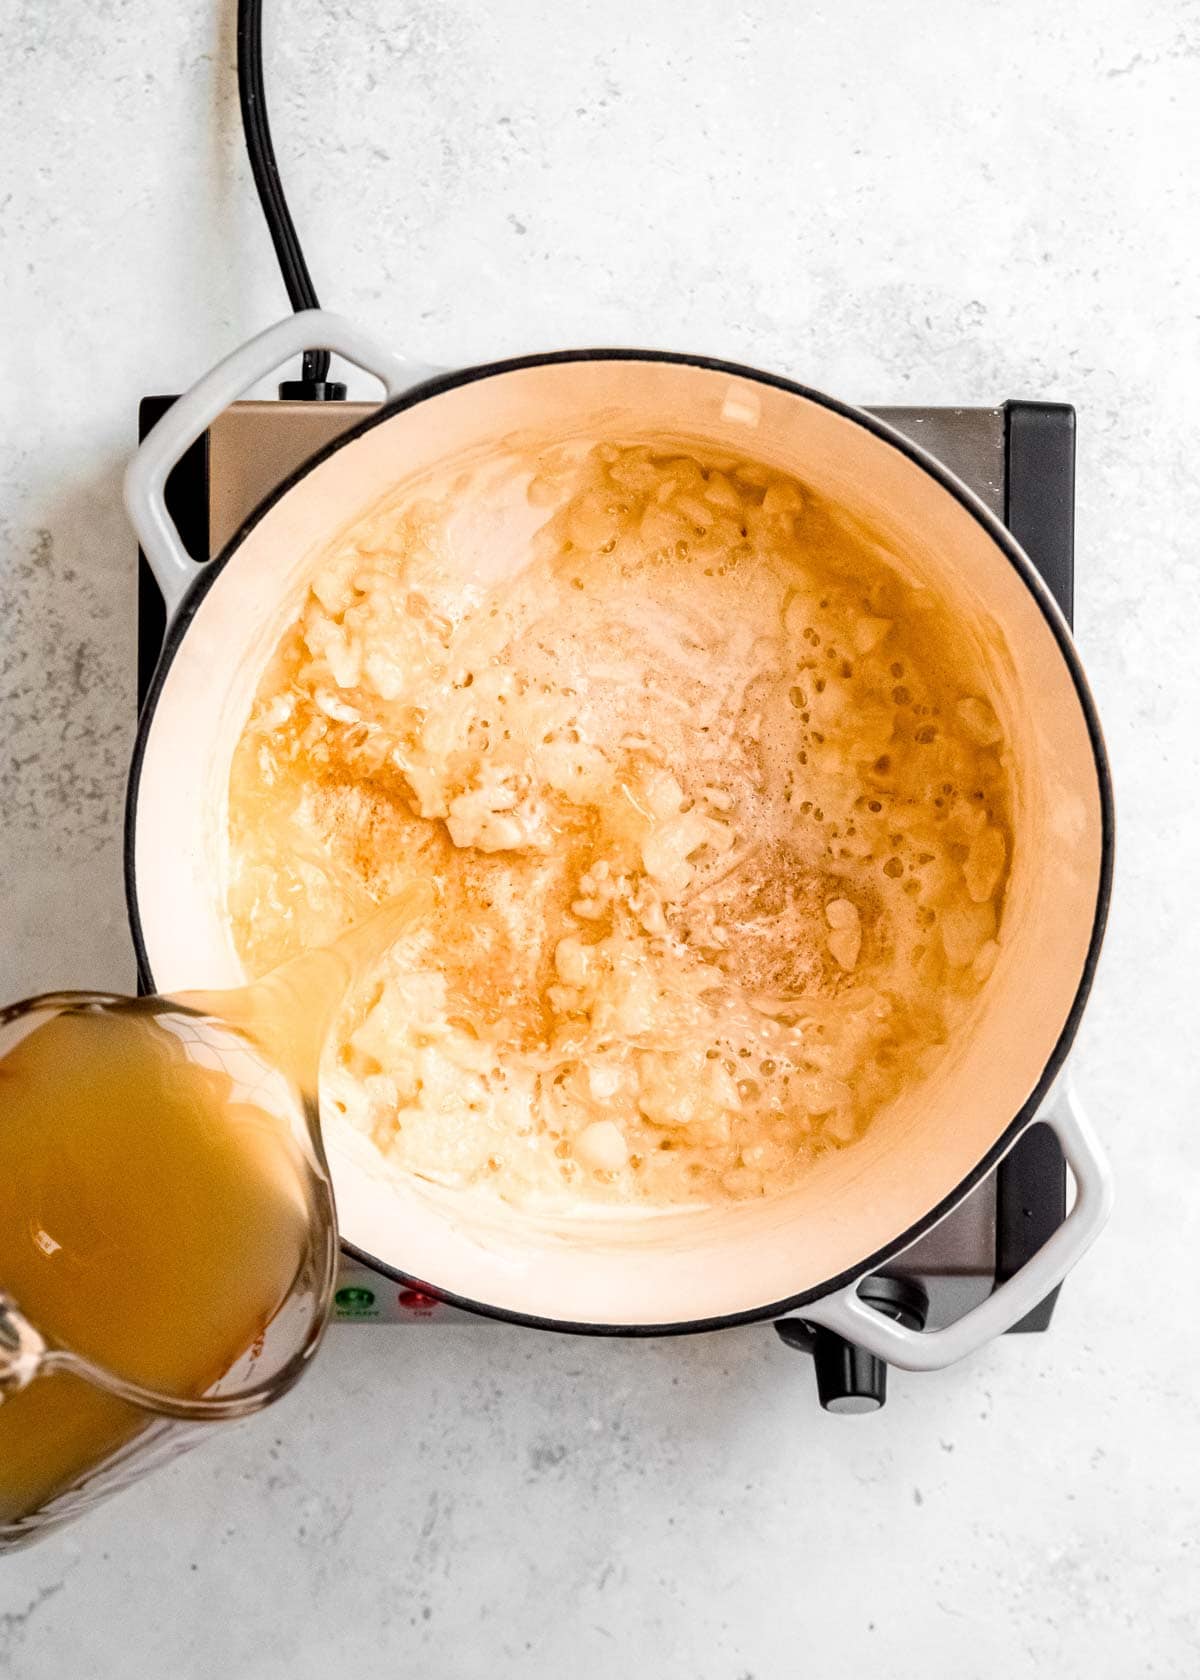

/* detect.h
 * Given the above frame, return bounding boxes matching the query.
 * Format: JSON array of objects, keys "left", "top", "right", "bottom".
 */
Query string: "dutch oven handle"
[
  {"left": 124, "top": 310, "right": 435, "bottom": 621},
  {"left": 802, "top": 1076, "right": 1114, "bottom": 1372}
]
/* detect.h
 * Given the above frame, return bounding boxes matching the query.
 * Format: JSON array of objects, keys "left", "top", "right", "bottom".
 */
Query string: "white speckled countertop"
[{"left": 2, "top": 1, "right": 1199, "bottom": 1673}]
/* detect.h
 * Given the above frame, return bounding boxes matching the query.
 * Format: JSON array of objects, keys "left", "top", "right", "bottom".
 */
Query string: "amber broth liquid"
[{"left": 0, "top": 997, "right": 316, "bottom": 1530}]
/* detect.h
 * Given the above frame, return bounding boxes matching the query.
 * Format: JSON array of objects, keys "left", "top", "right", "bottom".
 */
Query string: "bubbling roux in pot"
[{"left": 228, "top": 441, "right": 1013, "bottom": 1207}]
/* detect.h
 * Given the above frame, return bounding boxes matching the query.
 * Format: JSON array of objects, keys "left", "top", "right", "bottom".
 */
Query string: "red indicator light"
[{"left": 397, "top": 1288, "right": 439, "bottom": 1313}]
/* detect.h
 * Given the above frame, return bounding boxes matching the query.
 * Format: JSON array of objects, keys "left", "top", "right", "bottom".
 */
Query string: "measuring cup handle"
[
  {"left": 124, "top": 310, "right": 438, "bottom": 622},
  {"left": 0, "top": 1293, "right": 49, "bottom": 1397}
]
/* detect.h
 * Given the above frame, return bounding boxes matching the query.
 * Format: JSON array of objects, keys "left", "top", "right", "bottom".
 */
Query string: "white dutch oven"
[{"left": 124, "top": 312, "right": 1114, "bottom": 1369}]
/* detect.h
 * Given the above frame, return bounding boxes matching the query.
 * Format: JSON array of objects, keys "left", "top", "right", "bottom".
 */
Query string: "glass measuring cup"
[{"left": 0, "top": 883, "right": 430, "bottom": 1551}]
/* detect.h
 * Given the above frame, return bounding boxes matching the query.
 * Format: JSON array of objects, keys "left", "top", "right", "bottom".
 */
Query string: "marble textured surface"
[{"left": 2, "top": 0, "right": 1199, "bottom": 1673}]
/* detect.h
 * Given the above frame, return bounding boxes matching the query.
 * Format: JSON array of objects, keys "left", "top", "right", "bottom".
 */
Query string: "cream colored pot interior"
[{"left": 132, "top": 359, "right": 1104, "bottom": 1327}]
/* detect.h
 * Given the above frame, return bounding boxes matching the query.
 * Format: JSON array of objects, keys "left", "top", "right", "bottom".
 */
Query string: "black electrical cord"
[{"left": 236, "top": 0, "right": 345, "bottom": 399}]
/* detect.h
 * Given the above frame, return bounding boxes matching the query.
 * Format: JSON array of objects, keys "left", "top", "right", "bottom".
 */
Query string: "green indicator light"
[{"left": 335, "top": 1286, "right": 376, "bottom": 1309}]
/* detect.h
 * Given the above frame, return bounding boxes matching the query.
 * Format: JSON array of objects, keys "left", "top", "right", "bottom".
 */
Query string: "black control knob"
[
  {"left": 812, "top": 1328, "right": 889, "bottom": 1414},
  {"left": 774, "top": 1275, "right": 928, "bottom": 1414}
]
